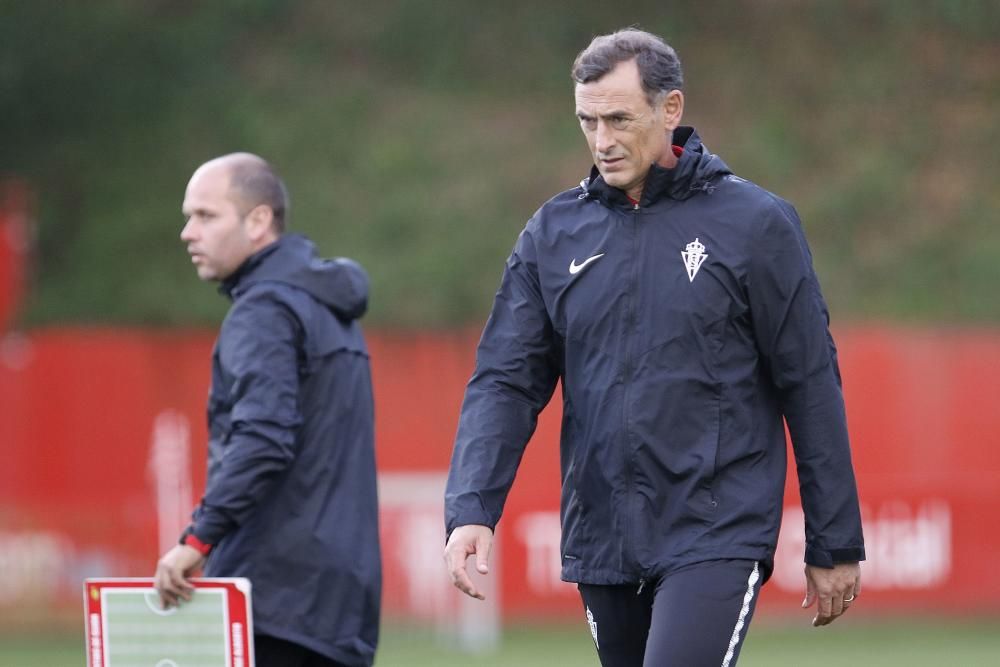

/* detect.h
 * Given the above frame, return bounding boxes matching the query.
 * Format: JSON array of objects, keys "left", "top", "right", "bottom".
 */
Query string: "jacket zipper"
[{"left": 622, "top": 201, "right": 641, "bottom": 575}]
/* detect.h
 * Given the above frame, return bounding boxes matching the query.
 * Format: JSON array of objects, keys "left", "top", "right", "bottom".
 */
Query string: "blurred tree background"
[{"left": 2, "top": 0, "right": 998, "bottom": 328}]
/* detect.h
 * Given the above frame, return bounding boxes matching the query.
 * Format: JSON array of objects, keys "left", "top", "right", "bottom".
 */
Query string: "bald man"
[{"left": 155, "top": 154, "right": 381, "bottom": 667}]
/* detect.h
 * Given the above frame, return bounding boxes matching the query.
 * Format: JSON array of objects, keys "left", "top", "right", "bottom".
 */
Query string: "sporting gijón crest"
[{"left": 681, "top": 238, "right": 708, "bottom": 282}]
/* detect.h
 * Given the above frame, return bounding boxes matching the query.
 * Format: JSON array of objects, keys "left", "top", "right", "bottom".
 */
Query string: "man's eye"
[
  {"left": 579, "top": 117, "right": 596, "bottom": 131},
  {"left": 610, "top": 117, "right": 628, "bottom": 129}
]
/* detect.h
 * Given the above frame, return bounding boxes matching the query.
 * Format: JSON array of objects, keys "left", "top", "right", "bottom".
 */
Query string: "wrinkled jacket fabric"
[
  {"left": 446, "top": 127, "right": 865, "bottom": 585},
  {"left": 188, "top": 234, "right": 380, "bottom": 666}
]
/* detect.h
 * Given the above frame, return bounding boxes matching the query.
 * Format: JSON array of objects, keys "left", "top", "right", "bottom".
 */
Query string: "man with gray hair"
[
  {"left": 155, "top": 153, "right": 381, "bottom": 666},
  {"left": 444, "top": 28, "right": 864, "bottom": 666}
]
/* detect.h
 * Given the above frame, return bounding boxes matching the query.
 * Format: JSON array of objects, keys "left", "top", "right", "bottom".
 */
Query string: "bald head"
[
  {"left": 181, "top": 153, "right": 288, "bottom": 282},
  {"left": 194, "top": 152, "right": 289, "bottom": 232}
]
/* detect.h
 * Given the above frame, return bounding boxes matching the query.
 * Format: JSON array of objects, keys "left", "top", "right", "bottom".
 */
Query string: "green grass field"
[{"left": 3, "top": 617, "right": 998, "bottom": 666}]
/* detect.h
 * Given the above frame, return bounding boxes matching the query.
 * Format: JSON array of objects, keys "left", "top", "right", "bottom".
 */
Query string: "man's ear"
[
  {"left": 661, "top": 89, "right": 684, "bottom": 132},
  {"left": 245, "top": 204, "right": 277, "bottom": 243}
]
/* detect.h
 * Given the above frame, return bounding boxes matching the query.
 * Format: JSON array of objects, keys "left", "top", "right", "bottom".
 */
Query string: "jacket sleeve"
[
  {"left": 191, "top": 288, "right": 304, "bottom": 545},
  {"left": 444, "top": 226, "right": 560, "bottom": 538},
  {"left": 748, "top": 200, "right": 865, "bottom": 568}
]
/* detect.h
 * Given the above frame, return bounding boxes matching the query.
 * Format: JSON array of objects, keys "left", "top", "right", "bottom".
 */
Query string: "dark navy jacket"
[
  {"left": 187, "top": 234, "right": 380, "bottom": 666},
  {"left": 446, "top": 127, "right": 865, "bottom": 585}
]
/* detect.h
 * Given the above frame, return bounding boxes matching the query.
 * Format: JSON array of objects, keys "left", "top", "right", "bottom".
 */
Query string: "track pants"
[
  {"left": 578, "top": 559, "right": 762, "bottom": 667},
  {"left": 254, "top": 634, "right": 350, "bottom": 667}
]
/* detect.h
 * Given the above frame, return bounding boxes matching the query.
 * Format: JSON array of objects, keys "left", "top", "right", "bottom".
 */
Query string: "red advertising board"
[{"left": 1, "top": 326, "right": 998, "bottom": 629}]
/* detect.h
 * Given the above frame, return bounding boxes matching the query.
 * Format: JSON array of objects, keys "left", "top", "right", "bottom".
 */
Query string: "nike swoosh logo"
[{"left": 569, "top": 253, "right": 605, "bottom": 275}]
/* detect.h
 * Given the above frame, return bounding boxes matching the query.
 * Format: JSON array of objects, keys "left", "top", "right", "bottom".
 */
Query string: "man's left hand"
[
  {"left": 154, "top": 545, "right": 205, "bottom": 609},
  {"left": 802, "top": 562, "right": 861, "bottom": 627}
]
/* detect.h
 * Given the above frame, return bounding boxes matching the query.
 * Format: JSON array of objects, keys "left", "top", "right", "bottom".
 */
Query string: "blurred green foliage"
[{"left": 3, "top": 0, "right": 999, "bottom": 328}]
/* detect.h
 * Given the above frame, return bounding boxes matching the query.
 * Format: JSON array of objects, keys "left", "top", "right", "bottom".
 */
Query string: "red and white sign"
[{"left": 0, "top": 327, "right": 997, "bottom": 628}]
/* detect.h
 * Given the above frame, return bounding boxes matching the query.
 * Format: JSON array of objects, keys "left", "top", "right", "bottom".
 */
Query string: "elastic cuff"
[
  {"left": 830, "top": 546, "right": 866, "bottom": 563},
  {"left": 805, "top": 544, "right": 866, "bottom": 568}
]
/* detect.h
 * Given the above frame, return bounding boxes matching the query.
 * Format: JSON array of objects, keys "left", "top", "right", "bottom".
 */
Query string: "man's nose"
[
  {"left": 595, "top": 121, "right": 616, "bottom": 154},
  {"left": 180, "top": 220, "right": 196, "bottom": 242}
]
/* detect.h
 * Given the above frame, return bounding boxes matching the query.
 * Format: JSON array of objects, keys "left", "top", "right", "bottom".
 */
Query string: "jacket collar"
[
  {"left": 218, "top": 237, "right": 284, "bottom": 300},
  {"left": 579, "top": 126, "right": 730, "bottom": 209}
]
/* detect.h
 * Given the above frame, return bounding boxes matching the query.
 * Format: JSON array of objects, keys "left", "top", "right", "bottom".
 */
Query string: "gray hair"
[{"left": 571, "top": 28, "right": 683, "bottom": 106}]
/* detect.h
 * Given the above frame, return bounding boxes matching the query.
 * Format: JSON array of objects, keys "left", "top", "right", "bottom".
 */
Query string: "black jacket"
[
  {"left": 189, "top": 234, "right": 380, "bottom": 665},
  {"left": 446, "top": 127, "right": 864, "bottom": 585}
]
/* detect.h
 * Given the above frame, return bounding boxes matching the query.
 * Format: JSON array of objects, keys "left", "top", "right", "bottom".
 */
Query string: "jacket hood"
[
  {"left": 579, "top": 126, "right": 732, "bottom": 208},
  {"left": 221, "top": 234, "right": 369, "bottom": 320}
]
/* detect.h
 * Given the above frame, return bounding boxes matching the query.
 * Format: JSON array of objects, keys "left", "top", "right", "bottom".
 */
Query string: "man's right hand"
[
  {"left": 154, "top": 544, "right": 205, "bottom": 609},
  {"left": 444, "top": 524, "right": 493, "bottom": 600}
]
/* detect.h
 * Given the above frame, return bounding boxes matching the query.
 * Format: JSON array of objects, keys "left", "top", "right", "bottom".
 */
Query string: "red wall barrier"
[{"left": 1, "top": 326, "right": 998, "bottom": 629}]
